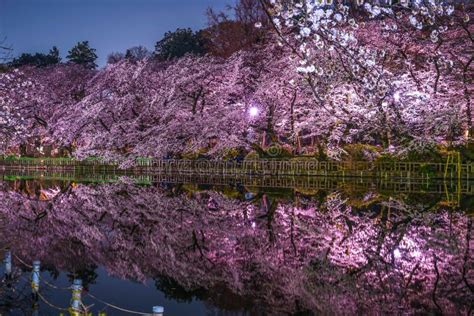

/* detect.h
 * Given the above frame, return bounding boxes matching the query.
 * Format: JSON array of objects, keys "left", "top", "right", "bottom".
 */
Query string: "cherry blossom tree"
[
  {"left": 0, "top": 69, "right": 38, "bottom": 153},
  {"left": 0, "top": 64, "right": 94, "bottom": 155},
  {"left": 257, "top": 0, "right": 473, "bottom": 153}
]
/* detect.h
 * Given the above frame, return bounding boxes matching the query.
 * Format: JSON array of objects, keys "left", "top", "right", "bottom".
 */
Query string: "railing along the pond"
[{"left": 1, "top": 158, "right": 474, "bottom": 179}]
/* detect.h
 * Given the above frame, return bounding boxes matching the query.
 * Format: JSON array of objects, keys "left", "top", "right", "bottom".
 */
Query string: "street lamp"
[{"left": 249, "top": 106, "right": 259, "bottom": 117}]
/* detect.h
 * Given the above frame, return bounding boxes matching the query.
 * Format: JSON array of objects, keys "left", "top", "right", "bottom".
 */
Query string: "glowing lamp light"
[
  {"left": 394, "top": 91, "right": 401, "bottom": 102},
  {"left": 394, "top": 248, "right": 401, "bottom": 259},
  {"left": 249, "top": 106, "right": 259, "bottom": 117}
]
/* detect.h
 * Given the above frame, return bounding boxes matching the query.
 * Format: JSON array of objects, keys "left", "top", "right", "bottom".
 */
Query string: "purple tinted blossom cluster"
[
  {"left": 0, "top": 64, "right": 94, "bottom": 155},
  {"left": 0, "top": 69, "right": 36, "bottom": 150},
  {"left": 262, "top": 0, "right": 473, "bottom": 154}
]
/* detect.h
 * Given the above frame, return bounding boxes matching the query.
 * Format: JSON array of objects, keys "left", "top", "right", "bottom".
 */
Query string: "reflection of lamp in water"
[
  {"left": 4, "top": 250, "right": 12, "bottom": 277},
  {"left": 31, "top": 260, "right": 40, "bottom": 298},
  {"left": 71, "top": 279, "right": 83, "bottom": 312},
  {"left": 153, "top": 306, "right": 164, "bottom": 316}
]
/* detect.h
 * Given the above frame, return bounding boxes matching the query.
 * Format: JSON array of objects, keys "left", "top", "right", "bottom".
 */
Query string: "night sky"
[{"left": 0, "top": 0, "right": 232, "bottom": 67}]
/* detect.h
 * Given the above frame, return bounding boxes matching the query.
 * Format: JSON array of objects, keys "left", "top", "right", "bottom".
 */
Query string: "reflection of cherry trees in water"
[
  {"left": 0, "top": 268, "right": 34, "bottom": 315},
  {"left": 0, "top": 181, "right": 472, "bottom": 314}
]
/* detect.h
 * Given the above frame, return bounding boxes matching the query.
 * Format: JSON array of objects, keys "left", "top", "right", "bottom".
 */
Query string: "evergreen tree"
[
  {"left": 154, "top": 28, "right": 206, "bottom": 60},
  {"left": 11, "top": 46, "right": 61, "bottom": 67},
  {"left": 47, "top": 46, "right": 61, "bottom": 64},
  {"left": 67, "top": 41, "right": 98, "bottom": 69}
]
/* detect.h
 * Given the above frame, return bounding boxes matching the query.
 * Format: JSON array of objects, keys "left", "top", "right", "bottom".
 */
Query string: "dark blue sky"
[{"left": 0, "top": 0, "right": 233, "bottom": 66}]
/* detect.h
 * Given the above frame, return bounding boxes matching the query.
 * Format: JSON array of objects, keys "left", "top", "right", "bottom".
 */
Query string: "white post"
[{"left": 4, "top": 250, "right": 12, "bottom": 277}]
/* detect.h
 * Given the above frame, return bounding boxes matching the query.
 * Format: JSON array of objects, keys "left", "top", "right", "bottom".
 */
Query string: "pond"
[{"left": 0, "top": 173, "right": 472, "bottom": 315}]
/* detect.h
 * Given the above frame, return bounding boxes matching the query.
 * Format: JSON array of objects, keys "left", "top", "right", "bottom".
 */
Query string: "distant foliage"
[
  {"left": 107, "top": 52, "right": 125, "bottom": 64},
  {"left": 154, "top": 28, "right": 207, "bottom": 60},
  {"left": 0, "top": 35, "right": 12, "bottom": 63},
  {"left": 204, "top": 0, "right": 268, "bottom": 57},
  {"left": 67, "top": 41, "right": 98, "bottom": 69},
  {"left": 107, "top": 46, "right": 151, "bottom": 64},
  {"left": 11, "top": 46, "right": 61, "bottom": 67},
  {"left": 125, "top": 45, "right": 151, "bottom": 61}
]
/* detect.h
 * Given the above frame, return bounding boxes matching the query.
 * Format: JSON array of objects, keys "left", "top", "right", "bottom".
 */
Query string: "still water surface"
[{"left": 0, "top": 175, "right": 472, "bottom": 315}]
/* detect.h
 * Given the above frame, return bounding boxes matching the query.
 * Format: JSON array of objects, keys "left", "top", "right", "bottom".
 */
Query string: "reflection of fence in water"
[
  {"left": 2, "top": 252, "right": 165, "bottom": 315},
  {"left": 152, "top": 173, "right": 473, "bottom": 196},
  {"left": 0, "top": 168, "right": 152, "bottom": 184},
  {"left": 2, "top": 158, "right": 474, "bottom": 179},
  {"left": 1, "top": 168, "right": 473, "bottom": 197},
  {"left": 146, "top": 159, "right": 474, "bottom": 179}
]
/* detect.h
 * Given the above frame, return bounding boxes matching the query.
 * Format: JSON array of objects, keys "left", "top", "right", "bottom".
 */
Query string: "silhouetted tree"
[
  {"left": 11, "top": 46, "right": 61, "bottom": 67},
  {"left": 67, "top": 41, "right": 97, "bottom": 69},
  {"left": 125, "top": 45, "right": 151, "bottom": 61},
  {"left": 0, "top": 35, "right": 12, "bottom": 63},
  {"left": 154, "top": 28, "right": 206, "bottom": 60},
  {"left": 48, "top": 46, "right": 61, "bottom": 64},
  {"left": 107, "top": 52, "right": 124, "bottom": 64}
]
